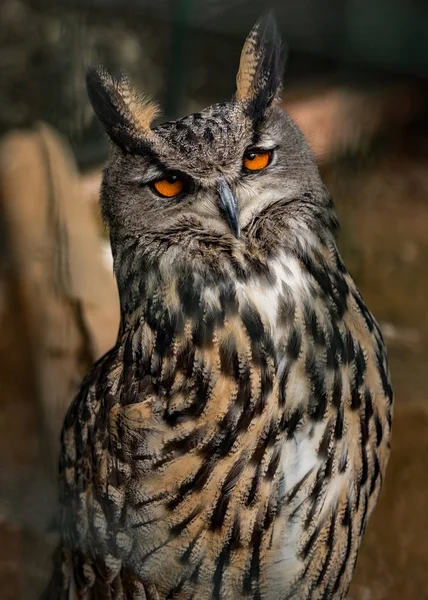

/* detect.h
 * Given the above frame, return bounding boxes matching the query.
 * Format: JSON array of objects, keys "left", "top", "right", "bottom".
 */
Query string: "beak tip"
[{"left": 218, "top": 178, "right": 240, "bottom": 240}]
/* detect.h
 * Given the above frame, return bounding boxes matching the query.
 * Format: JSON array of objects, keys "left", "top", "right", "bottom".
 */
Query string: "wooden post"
[{"left": 0, "top": 123, "right": 119, "bottom": 480}]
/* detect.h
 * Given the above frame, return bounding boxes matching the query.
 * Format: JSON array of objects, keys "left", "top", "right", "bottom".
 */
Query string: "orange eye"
[
  {"left": 243, "top": 150, "right": 272, "bottom": 171},
  {"left": 153, "top": 174, "right": 184, "bottom": 197}
]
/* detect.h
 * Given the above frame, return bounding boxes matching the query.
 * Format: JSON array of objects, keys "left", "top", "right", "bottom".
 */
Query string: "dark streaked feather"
[
  {"left": 235, "top": 13, "right": 286, "bottom": 125},
  {"left": 86, "top": 65, "right": 159, "bottom": 153}
]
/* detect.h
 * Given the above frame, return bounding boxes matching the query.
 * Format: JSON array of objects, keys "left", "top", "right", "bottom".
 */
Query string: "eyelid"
[
  {"left": 246, "top": 144, "right": 277, "bottom": 154},
  {"left": 125, "top": 164, "right": 165, "bottom": 186}
]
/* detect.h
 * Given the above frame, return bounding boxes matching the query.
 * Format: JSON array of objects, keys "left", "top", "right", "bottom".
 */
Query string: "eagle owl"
[{"left": 44, "top": 15, "right": 393, "bottom": 600}]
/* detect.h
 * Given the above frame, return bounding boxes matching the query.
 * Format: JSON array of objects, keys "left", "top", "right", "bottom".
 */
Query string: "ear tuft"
[
  {"left": 86, "top": 66, "right": 160, "bottom": 152},
  {"left": 235, "top": 14, "right": 285, "bottom": 122}
]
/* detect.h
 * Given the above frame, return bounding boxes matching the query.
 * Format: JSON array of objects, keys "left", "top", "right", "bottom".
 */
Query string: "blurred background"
[{"left": 0, "top": 0, "right": 427, "bottom": 598}]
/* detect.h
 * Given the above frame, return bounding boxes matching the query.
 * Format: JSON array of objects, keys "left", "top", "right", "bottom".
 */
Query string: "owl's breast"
[{"left": 63, "top": 244, "right": 391, "bottom": 599}]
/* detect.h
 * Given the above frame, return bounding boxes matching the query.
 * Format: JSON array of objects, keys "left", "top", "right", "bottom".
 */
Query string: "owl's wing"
[
  {"left": 42, "top": 548, "right": 159, "bottom": 600},
  {"left": 42, "top": 348, "right": 161, "bottom": 599}
]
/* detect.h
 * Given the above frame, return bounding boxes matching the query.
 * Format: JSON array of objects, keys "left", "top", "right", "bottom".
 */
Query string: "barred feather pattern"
[{"left": 46, "top": 197, "right": 392, "bottom": 600}]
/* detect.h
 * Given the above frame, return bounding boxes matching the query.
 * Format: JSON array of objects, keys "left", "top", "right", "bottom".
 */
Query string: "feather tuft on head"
[
  {"left": 235, "top": 14, "right": 285, "bottom": 124},
  {"left": 86, "top": 66, "right": 160, "bottom": 152}
]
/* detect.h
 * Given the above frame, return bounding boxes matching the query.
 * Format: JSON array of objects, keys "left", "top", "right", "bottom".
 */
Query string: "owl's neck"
[
  {"left": 114, "top": 222, "right": 350, "bottom": 438},
  {"left": 114, "top": 194, "right": 339, "bottom": 322}
]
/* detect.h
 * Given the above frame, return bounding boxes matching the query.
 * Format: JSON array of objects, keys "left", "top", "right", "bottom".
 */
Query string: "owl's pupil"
[
  {"left": 247, "top": 153, "right": 256, "bottom": 161},
  {"left": 166, "top": 174, "right": 177, "bottom": 184}
]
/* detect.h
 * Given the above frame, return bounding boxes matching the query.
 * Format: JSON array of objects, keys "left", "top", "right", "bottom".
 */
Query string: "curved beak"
[{"left": 217, "top": 178, "right": 240, "bottom": 238}]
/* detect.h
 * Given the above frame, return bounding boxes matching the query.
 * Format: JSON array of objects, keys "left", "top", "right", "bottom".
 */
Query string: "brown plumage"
[{"left": 43, "top": 15, "right": 392, "bottom": 600}]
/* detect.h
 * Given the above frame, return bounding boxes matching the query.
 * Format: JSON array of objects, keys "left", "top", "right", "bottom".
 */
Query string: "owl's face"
[{"left": 87, "top": 16, "right": 327, "bottom": 275}]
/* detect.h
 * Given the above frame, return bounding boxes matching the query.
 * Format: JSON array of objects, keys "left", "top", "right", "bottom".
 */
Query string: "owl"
[{"left": 43, "top": 15, "right": 393, "bottom": 600}]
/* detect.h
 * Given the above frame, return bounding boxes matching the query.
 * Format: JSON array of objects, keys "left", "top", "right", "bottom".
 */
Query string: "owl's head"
[{"left": 87, "top": 15, "right": 334, "bottom": 293}]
